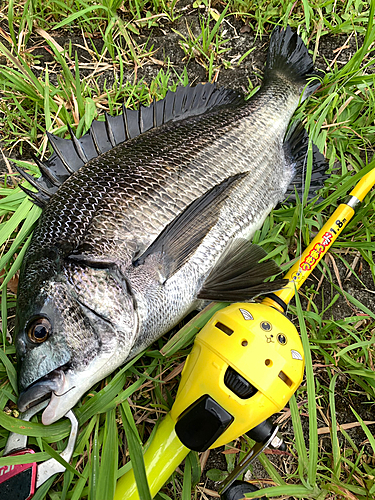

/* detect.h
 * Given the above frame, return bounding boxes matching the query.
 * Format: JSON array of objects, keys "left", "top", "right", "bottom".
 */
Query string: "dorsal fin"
[{"left": 17, "top": 84, "right": 244, "bottom": 206}]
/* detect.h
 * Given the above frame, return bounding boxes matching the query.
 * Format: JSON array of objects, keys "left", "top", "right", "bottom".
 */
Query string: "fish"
[{"left": 14, "top": 25, "right": 327, "bottom": 425}]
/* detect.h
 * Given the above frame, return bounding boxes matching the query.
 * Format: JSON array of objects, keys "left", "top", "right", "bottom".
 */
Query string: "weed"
[{"left": 176, "top": 4, "right": 231, "bottom": 81}]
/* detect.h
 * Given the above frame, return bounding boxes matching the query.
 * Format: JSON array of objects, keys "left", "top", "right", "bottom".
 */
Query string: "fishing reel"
[
  {"left": 172, "top": 302, "right": 304, "bottom": 450},
  {"left": 171, "top": 302, "right": 304, "bottom": 497},
  {"left": 116, "top": 302, "right": 305, "bottom": 499}
]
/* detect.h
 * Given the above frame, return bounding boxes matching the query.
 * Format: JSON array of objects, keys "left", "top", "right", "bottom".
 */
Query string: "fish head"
[{"left": 16, "top": 260, "right": 138, "bottom": 424}]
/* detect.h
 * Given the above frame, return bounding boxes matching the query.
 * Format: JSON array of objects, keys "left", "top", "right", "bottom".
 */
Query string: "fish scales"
[
  {"left": 26, "top": 92, "right": 292, "bottom": 258},
  {"left": 15, "top": 26, "right": 327, "bottom": 424},
  {"left": 20, "top": 96, "right": 292, "bottom": 334},
  {"left": 18, "top": 97, "right": 288, "bottom": 305}
]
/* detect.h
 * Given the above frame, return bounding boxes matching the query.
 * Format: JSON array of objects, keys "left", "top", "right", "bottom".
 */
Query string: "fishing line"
[{"left": 53, "top": 386, "right": 75, "bottom": 397}]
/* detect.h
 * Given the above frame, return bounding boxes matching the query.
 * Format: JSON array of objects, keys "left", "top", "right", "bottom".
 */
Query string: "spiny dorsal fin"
[
  {"left": 46, "top": 131, "right": 83, "bottom": 173},
  {"left": 32, "top": 153, "right": 60, "bottom": 186},
  {"left": 133, "top": 172, "right": 248, "bottom": 280},
  {"left": 198, "top": 239, "right": 286, "bottom": 301},
  {"left": 13, "top": 164, "right": 51, "bottom": 208},
  {"left": 17, "top": 84, "right": 245, "bottom": 206}
]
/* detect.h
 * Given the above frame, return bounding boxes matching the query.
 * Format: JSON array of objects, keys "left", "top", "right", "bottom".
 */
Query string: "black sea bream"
[{"left": 15, "top": 26, "right": 326, "bottom": 424}]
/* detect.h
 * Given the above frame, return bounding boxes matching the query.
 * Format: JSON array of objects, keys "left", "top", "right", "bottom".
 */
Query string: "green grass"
[
  {"left": 175, "top": 4, "right": 232, "bottom": 81},
  {"left": 0, "top": 1, "right": 375, "bottom": 499}
]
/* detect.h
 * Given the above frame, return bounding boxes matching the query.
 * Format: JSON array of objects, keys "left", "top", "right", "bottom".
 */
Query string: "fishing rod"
[
  {"left": 114, "top": 165, "right": 375, "bottom": 500},
  {"left": 1, "top": 167, "right": 374, "bottom": 500}
]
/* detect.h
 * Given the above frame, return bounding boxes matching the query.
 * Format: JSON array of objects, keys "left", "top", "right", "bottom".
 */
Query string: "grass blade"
[
  {"left": 181, "top": 452, "right": 192, "bottom": 500},
  {"left": 96, "top": 409, "right": 118, "bottom": 500},
  {"left": 351, "top": 407, "right": 375, "bottom": 452},
  {"left": 42, "top": 441, "right": 83, "bottom": 478},
  {"left": 328, "top": 373, "right": 341, "bottom": 478},
  {"left": 289, "top": 394, "right": 308, "bottom": 479},
  {"left": 89, "top": 417, "right": 100, "bottom": 500},
  {"left": 0, "top": 348, "right": 17, "bottom": 394},
  {"left": 53, "top": 6, "right": 108, "bottom": 29},
  {"left": 120, "top": 401, "right": 152, "bottom": 500},
  {"left": 295, "top": 290, "right": 318, "bottom": 486}
]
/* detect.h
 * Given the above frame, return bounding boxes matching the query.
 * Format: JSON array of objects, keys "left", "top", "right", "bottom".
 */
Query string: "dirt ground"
[
  {"left": 19, "top": 12, "right": 365, "bottom": 95},
  {"left": 1, "top": 5, "right": 375, "bottom": 499}
]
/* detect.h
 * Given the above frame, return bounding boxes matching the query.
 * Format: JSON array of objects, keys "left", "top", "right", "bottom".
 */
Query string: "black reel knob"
[
  {"left": 220, "top": 480, "right": 266, "bottom": 500},
  {"left": 247, "top": 419, "right": 287, "bottom": 451}
]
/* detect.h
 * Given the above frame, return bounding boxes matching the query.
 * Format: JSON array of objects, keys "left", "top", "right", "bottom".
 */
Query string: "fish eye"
[{"left": 27, "top": 317, "right": 51, "bottom": 344}]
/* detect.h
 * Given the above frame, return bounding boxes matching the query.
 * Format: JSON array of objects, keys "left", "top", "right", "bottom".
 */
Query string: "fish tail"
[{"left": 263, "top": 25, "right": 320, "bottom": 100}]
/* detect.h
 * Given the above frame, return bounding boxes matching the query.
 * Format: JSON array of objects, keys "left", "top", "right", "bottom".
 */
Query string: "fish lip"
[{"left": 18, "top": 365, "right": 69, "bottom": 412}]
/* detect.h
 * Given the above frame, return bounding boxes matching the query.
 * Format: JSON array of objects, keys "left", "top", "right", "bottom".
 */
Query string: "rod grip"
[{"left": 114, "top": 413, "right": 189, "bottom": 500}]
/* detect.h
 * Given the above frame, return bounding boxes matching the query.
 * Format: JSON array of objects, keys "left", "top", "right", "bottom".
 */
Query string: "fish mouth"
[
  {"left": 18, "top": 365, "right": 74, "bottom": 417},
  {"left": 18, "top": 351, "right": 129, "bottom": 424}
]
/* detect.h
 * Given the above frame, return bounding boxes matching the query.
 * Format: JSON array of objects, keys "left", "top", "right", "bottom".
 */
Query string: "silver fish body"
[{"left": 15, "top": 26, "right": 324, "bottom": 424}]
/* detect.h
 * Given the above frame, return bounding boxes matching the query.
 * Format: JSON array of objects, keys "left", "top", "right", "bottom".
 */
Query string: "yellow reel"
[{"left": 171, "top": 302, "right": 305, "bottom": 449}]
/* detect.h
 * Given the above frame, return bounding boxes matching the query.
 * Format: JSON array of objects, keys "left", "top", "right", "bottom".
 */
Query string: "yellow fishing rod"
[
  {"left": 114, "top": 166, "right": 375, "bottom": 500},
  {"left": 263, "top": 166, "right": 375, "bottom": 312}
]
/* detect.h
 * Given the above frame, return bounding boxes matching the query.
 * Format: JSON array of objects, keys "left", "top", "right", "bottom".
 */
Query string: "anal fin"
[
  {"left": 283, "top": 122, "right": 328, "bottom": 203},
  {"left": 198, "top": 240, "right": 286, "bottom": 301}
]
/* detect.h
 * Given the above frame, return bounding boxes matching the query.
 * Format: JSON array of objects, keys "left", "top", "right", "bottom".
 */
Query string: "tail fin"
[{"left": 264, "top": 26, "right": 320, "bottom": 100}]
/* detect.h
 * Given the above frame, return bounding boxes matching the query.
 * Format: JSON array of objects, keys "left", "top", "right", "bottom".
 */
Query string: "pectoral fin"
[{"left": 133, "top": 173, "right": 247, "bottom": 280}]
